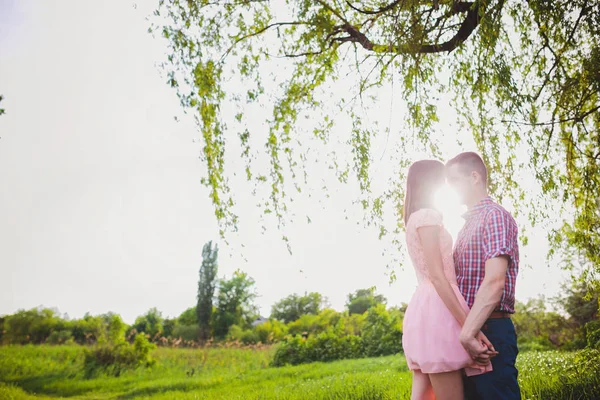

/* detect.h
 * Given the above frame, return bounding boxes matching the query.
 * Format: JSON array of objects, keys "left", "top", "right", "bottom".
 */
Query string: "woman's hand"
[
  {"left": 460, "top": 335, "right": 489, "bottom": 365},
  {"left": 474, "top": 331, "right": 499, "bottom": 364},
  {"left": 477, "top": 331, "right": 498, "bottom": 354}
]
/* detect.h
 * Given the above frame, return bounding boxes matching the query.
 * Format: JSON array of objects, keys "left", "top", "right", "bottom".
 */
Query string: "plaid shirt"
[{"left": 453, "top": 196, "right": 519, "bottom": 313}]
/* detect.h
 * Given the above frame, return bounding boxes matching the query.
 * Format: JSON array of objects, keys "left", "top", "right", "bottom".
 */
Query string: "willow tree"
[{"left": 152, "top": 1, "right": 599, "bottom": 269}]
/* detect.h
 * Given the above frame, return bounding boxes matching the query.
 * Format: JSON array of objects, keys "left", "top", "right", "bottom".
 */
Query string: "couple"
[{"left": 402, "top": 152, "right": 520, "bottom": 400}]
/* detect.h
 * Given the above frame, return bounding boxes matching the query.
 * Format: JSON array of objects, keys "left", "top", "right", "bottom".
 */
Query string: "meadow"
[{"left": 1, "top": 345, "right": 599, "bottom": 400}]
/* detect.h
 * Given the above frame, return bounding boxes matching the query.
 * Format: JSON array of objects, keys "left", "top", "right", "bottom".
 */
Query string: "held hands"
[
  {"left": 460, "top": 331, "right": 499, "bottom": 366},
  {"left": 476, "top": 331, "right": 499, "bottom": 364}
]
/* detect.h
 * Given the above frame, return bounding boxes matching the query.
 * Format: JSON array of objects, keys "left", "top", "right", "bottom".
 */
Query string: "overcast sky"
[{"left": 0, "top": 0, "right": 570, "bottom": 324}]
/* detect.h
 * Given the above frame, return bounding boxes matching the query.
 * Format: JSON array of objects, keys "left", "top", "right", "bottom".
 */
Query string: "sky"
[{"left": 0, "top": 0, "right": 571, "bottom": 324}]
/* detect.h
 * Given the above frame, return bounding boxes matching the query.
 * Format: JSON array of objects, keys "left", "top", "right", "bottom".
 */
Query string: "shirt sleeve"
[
  {"left": 483, "top": 208, "right": 517, "bottom": 263},
  {"left": 413, "top": 208, "right": 443, "bottom": 229}
]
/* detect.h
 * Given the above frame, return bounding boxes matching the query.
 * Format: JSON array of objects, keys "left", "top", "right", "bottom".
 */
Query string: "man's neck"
[{"left": 466, "top": 191, "right": 489, "bottom": 209}]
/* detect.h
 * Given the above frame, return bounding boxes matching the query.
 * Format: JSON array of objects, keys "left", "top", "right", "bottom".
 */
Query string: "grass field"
[{"left": 0, "top": 345, "right": 599, "bottom": 399}]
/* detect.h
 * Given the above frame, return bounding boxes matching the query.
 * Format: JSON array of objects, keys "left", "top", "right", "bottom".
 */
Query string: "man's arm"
[
  {"left": 459, "top": 256, "right": 508, "bottom": 341},
  {"left": 459, "top": 208, "right": 516, "bottom": 357}
]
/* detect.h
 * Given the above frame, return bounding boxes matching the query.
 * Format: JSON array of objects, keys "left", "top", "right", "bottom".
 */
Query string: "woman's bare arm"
[{"left": 418, "top": 225, "right": 469, "bottom": 326}]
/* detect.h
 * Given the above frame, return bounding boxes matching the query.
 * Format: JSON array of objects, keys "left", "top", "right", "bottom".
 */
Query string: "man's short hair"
[{"left": 446, "top": 152, "right": 488, "bottom": 184}]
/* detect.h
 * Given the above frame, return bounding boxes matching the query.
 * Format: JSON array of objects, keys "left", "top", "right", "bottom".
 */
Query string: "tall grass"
[
  {"left": 0, "top": 345, "right": 598, "bottom": 399},
  {"left": 518, "top": 350, "right": 600, "bottom": 400}
]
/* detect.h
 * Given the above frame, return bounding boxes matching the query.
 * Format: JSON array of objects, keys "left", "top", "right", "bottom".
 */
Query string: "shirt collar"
[{"left": 462, "top": 196, "right": 493, "bottom": 219}]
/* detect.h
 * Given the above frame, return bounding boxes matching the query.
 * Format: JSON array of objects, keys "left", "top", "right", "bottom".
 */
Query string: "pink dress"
[{"left": 402, "top": 208, "right": 491, "bottom": 376}]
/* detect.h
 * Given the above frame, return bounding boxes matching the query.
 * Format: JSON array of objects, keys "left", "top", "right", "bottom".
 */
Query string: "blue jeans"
[{"left": 464, "top": 318, "right": 521, "bottom": 400}]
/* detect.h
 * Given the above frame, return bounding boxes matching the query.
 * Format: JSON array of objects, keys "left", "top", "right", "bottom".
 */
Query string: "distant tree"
[
  {"left": 178, "top": 307, "right": 198, "bottom": 326},
  {"left": 3, "top": 308, "right": 63, "bottom": 344},
  {"left": 162, "top": 318, "right": 176, "bottom": 338},
  {"left": 271, "top": 292, "right": 325, "bottom": 324},
  {"left": 254, "top": 319, "right": 288, "bottom": 344},
  {"left": 197, "top": 241, "right": 219, "bottom": 341},
  {"left": 1, "top": 309, "right": 130, "bottom": 345},
  {"left": 552, "top": 276, "right": 599, "bottom": 349},
  {"left": 362, "top": 304, "right": 403, "bottom": 357},
  {"left": 132, "top": 308, "right": 164, "bottom": 339},
  {"left": 100, "top": 313, "right": 127, "bottom": 344},
  {"left": 213, "top": 271, "right": 258, "bottom": 339},
  {"left": 72, "top": 313, "right": 104, "bottom": 344},
  {"left": 0, "top": 316, "right": 5, "bottom": 343},
  {"left": 172, "top": 324, "right": 201, "bottom": 341},
  {"left": 556, "top": 279, "right": 599, "bottom": 328},
  {"left": 512, "top": 297, "right": 573, "bottom": 349},
  {"left": 396, "top": 303, "right": 409, "bottom": 314},
  {"left": 287, "top": 308, "right": 343, "bottom": 336},
  {"left": 0, "top": 94, "right": 5, "bottom": 117},
  {"left": 346, "top": 287, "right": 387, "bottom": 315}
]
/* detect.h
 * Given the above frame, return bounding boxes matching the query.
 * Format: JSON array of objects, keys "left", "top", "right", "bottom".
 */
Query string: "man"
[{"left": 445, "top": 152, "right": 521, "bottom": 399}]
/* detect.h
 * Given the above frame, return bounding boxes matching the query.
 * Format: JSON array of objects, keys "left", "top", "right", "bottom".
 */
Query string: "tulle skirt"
[{"left": 402, "top": 281, "right": 492, "bottom": 376}]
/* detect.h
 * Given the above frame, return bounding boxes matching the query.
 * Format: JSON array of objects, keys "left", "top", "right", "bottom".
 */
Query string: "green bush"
[
  {"left": 271, "top": 305, "right": 403, "bottom": 367},
  {"left": 228, "top": 320, "right": 289, "bottom": 345},
  {"left": 47, "top": 330, "right": 74, "bottom": 345},
  {"left": 172, "top": 324, "right": 201, "bottom": 341},
  {"left": 361, "top": 304, "right": 403, "bottom": 357},
  {"left": 345, "top": 313, "right": 367, "bottom": 336},
  {"left": 226, "top": 324, "right": 261, "bottom": 345},
  {"left": 585, "top": 320, "right": 600, "bottom": 349},
  {"left": 177, "top": 307, "right": 199, "bottom": 326},
  {"left": 226, "top": 325, "right": 261, "bottom": 345},
  {"left": 240, "top": 330, "right": 260, "bottom": 345},
  {"left": 1, "top": 310, "right": 128, "bottom": 346},
  {"left": 83, "top": 333, "right": 156, "bottom": 377},
  {"left": 2, "top": 308, "right": 64, "bottom": 344},
  {"left": 226, "top": 324, "right": 244, "bottom": 342},
  {"left": 287, "top": 309, "right": 342, "bottom": 336},
  {"left": 271, "top": 329, "right": 363, "bottom": 366},
  {"left": 561, "top": 335, "right": 589, "bottom": 351},
  {"left": 254, "top": 320, "right": 288, "bottom": 344},
  {"left": 305, "top": 330, "right": 363, "bottom": 363},
  {"left": 518, "top": 338, "right": 554, "bottom": 353},
  {"left": 103, "top": 313, "right": 127, "bottom": 343},
  {"left": 71, "top": 314, "right": 104, "bottom": 344},
  {"left": 271, "top": 335, "right": 308, "bottom": 366},
  {"left": 131, "top": 308, "right": 164, "bottom": 339}
]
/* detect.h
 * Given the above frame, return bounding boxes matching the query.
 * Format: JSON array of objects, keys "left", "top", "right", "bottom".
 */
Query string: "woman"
[{"left": 401, "top": 160, "right": 496, "bottom": 400}]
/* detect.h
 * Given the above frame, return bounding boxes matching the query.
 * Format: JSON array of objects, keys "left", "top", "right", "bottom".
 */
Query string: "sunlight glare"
[{"left": 434, "top": 185, "right": 466, "bottom": 238}]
